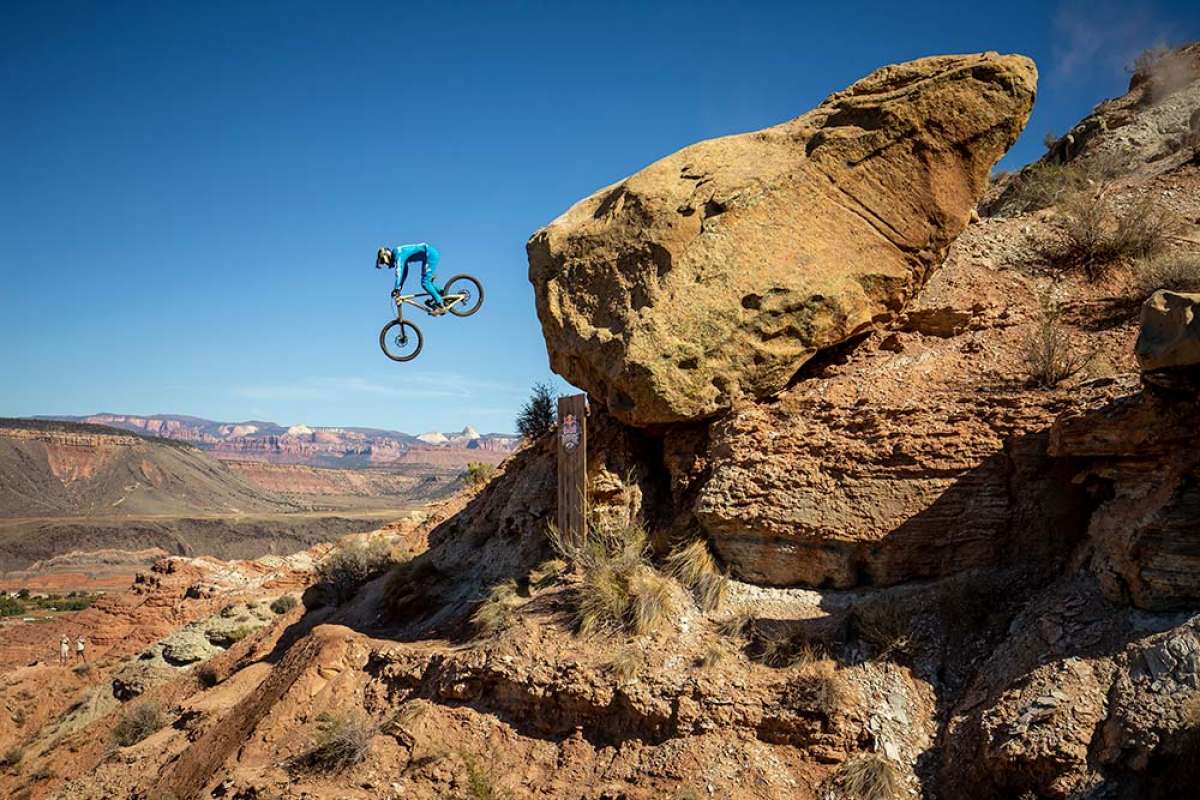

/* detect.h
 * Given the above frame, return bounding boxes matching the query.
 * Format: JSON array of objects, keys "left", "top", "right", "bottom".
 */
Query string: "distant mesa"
[{"left": 39, "top": 412, "right": 519, "bottom": 469}]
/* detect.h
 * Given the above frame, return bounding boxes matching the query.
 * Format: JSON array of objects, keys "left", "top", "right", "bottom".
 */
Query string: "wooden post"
[{"left": 556, "top": 393, "right": 588, "bottom": 550}]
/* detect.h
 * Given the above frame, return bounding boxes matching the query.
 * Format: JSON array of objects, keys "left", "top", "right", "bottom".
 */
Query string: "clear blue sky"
[{"left": 3, "top": 1, "right": 1196, "bottom": 434}]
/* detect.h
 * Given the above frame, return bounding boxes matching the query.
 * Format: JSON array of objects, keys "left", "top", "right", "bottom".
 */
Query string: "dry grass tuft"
[
  {"left": 1133, "top": 252, "right": 1200, "bottom": 296},
  {"left": 750, "top": 628, "right": 828, "bottom": 670},
  {"left": 851, "top": 604, "right": 915, "bottom": 662},
  {"left": 824, "top": 753, "right": 905, "bottom": 800},
  {"left": 715, "top": 607, "right": 753, "bottom": 640},
  {"left": 298, "top": 711, "right": 375, "bottom": 773},
  {"left": 696, "top": 644, "right": 727, "bottom": 670},
  {"left": 552, "top": 521, "right": 676, "bottom": 637},
  {"left": 528, "top": 558, "right": 568, "bottom": 589},
  {"left": 1022, "top": 288, "right": 1090, "bottom": 388},
  {"left": 666, "top": 538, "right": 729, "bottom": 611},
  {"left": 605, "top": 646, "right": 642, "bottom": 681},
  {"left": 470, "top": 580, "right": 521, "bottom": 638}
]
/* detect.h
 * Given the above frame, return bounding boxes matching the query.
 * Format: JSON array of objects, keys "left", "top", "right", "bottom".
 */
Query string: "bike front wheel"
[
  {"left": 379, "top": 319, "right": 424, "bottom": 362},
  {"left": 442, "top": 274, "right": 484, "bottom": 317}
]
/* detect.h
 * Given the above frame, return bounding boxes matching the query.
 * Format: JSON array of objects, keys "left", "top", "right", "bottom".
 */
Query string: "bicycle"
[{"left": 379, "top": 273, "right": 484, "bottom": 362}]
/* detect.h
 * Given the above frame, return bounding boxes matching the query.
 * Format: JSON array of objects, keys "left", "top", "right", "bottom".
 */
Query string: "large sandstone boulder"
[
  {"left": 1135, "top": 289, "right": 1200, "bottom": 372},
  {"left": 528, "top": 52, "right": 1037, "bottom": 426}
]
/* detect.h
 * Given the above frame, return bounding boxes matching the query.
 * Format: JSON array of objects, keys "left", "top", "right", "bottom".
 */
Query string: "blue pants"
[{"left": 402, "top": 254, "right": 443, "bottom": 304}]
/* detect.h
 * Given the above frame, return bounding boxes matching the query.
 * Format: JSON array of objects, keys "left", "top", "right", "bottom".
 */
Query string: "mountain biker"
[{"left": 376, "top": 243, "right": 446, "bottom": 314}]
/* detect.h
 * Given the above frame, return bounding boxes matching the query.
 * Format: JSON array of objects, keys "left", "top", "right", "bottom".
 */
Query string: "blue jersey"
[{"left": 392, "top": 242, "right": 440, "bottom": 291}]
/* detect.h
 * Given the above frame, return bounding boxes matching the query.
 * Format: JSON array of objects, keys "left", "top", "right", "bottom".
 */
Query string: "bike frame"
[{"left": 391, "top": 289, "right": 468, "bottom": 320}]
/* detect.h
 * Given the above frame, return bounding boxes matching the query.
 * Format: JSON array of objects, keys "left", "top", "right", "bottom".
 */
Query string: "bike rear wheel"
[
  {"left": 442, "top": 274, "right": 484, "bottom": 317},
  {"left": 379, "top": 319, "right": 424, "bottom": 362}
]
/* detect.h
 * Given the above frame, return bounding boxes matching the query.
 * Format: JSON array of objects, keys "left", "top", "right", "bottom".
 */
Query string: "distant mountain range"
[{"left": 41, "top": 413, "right": 519, "bottom": 468}]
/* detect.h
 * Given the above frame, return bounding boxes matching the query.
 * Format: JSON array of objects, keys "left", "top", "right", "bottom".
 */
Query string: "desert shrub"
[
  {"left": 1042, "top": 131, "right": 1060, "bottom": 152},
  {"left": 1127, "top": 45, "right": 1172, "bottom": 77},
  {"left": 50, "top": 594, "right": 97, "bottom": 612},
  {"left": 112, "top": 702, "right": 165, "bottom": 747},
  {"left": 196, "top": 664, "right": 220, "bottom": 688},
  {"left": 223, "top": 625, "right": 255, "bottom": 644},
  {"left": 550, "top": 522, "right": 674, "bottom": 636},
  {"left": 300, "top": 711, "right": 374, "bottom": 772},
  {"left": 605, "top": 646, "right": 641, "bottom": 681},
  {"left": 824, "top": 753, "right": 904, "bottom": 800},
  {"left": 1133, "top": 252, "right": 1200, "bottom": 296},
  {"left": 0, "top": 596, "right": 23, "bottom": 617},
  {"left": 72, "top": 662, "right": 91, "bottom": 676},
  {"left": 1022, "top": 289, "right": 1089, "bottom": 388},
  {"left": 316, "top": 540, "right": 394, "bottom": 605},
  {"left": 1058, "top": 193, "right": 1182, "bottom": 279},
  {"left": 516, "top": 381, "right": 555, "bottom": 441},
  {"left": 461, "top": 754, "right": 509, "bottom": 799},
  {"left": 461, "top": 462, "right": 497, "bottom": 488},
  {"left": 665, "top": 538, "right": 729, "bottom": 611},
  {"left": 470, "top": 579, "right": 520, "bottom": 637},
  {"left": 270, "top": 594, "right": 299, "bottom": 615},
  {"left": 0, "top": 746, "right": 23, "bottom": 769},
  {"left": 995, "top": 162, "right": 1090, "bottom": 215}
]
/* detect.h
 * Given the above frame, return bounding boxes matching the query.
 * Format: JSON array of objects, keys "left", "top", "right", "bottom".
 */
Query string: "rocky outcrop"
[
  {"left": 1050, "top": 381, "right": 1200, "bottom": 610},
  {"left": 529, "top": 52, "right": 1036, "bottom": 426},
  {"left": 1135, "top": 289, "right": 1200, "bottom": 372}
]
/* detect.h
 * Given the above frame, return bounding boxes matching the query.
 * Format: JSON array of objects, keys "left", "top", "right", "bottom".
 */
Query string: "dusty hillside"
[
  {"left": 0, "top": 420, "right": 435, "bottom": 579},
  {"left": 3, "top": 46, "right": 1200, "bottom": 800},
  {"left": 0, "top": 419, "right": 298, "bottom": 518}
]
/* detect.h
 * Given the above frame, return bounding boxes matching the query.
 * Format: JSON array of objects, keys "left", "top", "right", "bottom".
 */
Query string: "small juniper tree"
[{"left": 516, "top": 381, "right": 555, "bottom": 441}]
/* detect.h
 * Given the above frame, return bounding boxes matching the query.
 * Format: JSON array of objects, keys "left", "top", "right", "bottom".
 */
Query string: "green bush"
[
  {"left": 0, "top": 596, "right": 23, "bottom": 617},
  {"left": 461, "top": 462, "right": 497, "bottom": 488},
  {"left": 270, "top": 594, "right": 299, "bottom": 614},
  {"left": 516, "top": 381, "right": 555, "bottom": 441},
  {"left": 112, "top": 702, "right": 165, "bottom": 747}
]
